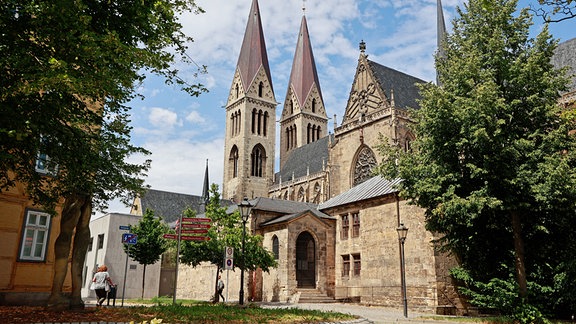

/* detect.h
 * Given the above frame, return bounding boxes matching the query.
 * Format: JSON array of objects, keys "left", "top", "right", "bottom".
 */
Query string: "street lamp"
[
  {"left": 238, "top": 197, "right": 252, "bottom": 305},
  {"left": 397, "top": 223, "right": 408, "bottom": 318}
]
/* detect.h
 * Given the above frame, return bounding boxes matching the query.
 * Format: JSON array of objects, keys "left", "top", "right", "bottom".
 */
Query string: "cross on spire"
[{"left": 302, "top": 0, "right": 306, "bottom": 15}]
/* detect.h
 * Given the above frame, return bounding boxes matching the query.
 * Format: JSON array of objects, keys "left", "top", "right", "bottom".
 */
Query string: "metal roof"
[{"left": 318, "top": 176, "right": 402, "bottom": 211}]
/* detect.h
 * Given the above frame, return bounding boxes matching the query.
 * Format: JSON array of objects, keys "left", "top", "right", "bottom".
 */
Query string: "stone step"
[{"left": 297, "top": 289, "right": 336, "bottom": 303}]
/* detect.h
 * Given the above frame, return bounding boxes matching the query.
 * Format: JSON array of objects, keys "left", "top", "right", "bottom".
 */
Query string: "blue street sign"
[
  {"left": 119, "top": 225, "right": 131, "bottom": 230},
  {"left": 122, "top": 233, "right": 137, "bottom": 244}
]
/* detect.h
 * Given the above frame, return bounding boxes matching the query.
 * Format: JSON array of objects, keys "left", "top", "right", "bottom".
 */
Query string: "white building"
[{"left": 82, "top": 213, "right": 162, "bottom": 300}]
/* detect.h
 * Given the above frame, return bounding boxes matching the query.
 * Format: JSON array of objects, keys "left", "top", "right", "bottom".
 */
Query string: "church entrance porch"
[{"left": 296, "top": 231, "right": 316, "bottom": 288}]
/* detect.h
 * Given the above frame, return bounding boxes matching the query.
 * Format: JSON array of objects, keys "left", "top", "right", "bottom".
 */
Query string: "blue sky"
[{"left": 97, "top": 0, "right": 575, "bottom": 217}]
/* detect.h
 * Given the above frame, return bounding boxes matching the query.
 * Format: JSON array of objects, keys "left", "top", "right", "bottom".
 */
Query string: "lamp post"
[
  {"left": 237, "top": 197, "right": 252, "bottom": 305},
  {"left": 397, "top": 223, "right": 408, "bottom": 318}
]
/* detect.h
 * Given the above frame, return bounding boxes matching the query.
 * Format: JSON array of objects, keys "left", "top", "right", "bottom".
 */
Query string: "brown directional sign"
[
  {"left": 182, "top": 217, "right": 211, "bottom": 223},
  {"left": 163, "top": 233, "right": 210, "bottom": 241},
  {"left": 180, "top": 229, "right": 209, "bottom": 234},
  {"left": 182, "top": 223, "right": 211, "bottom": 229},
  {"left": 180, "top": 236, "right": 210, "bottom": 241}
]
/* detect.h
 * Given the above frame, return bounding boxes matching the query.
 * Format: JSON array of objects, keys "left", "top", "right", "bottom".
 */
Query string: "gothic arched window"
[
  {"left": 251, "top": 145, "right": 265, "bottom": 177},
  {"left": 258, "top": 81, "right": 264, "bottom": 97},
  {"left": 229, "top": 146, "right": 239, "bottom": 178},
  {"left": 312, "top": 98, "right": 316, "bottom": 113},
  {"left": 352, "top": 146, "right": 377, "bottom": 186},
  {"left": 263, "top": 111, "right": 268, "bottom": 136},
  {"left": 272, "top": 235, "right": 279, "bottom": 260}
]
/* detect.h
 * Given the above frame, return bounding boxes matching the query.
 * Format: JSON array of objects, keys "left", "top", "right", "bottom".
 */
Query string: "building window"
[
  {"left": 230, "top": 146, "right": 239, "bottom": 178},
  {"left": 251, "top": 145, "right": 265, "bottom": 177},
  {"left": 353, "top": 254, "right": 361, "bottom": 276},
  {"left": 88, "top": 237, "right": 93, "bottom": 252},
  {"left": 35, "top": 136, "right": 58, "bottom": 175},
  {"left": 272, "top": 235, "right": 279, "bottom": 260},
  {"left": 342, "top": 255, "right": 350, "bottom": 278},
  {"left": 352, "top": 212, "right": 360, "bottom": 238},
  {"left": 341, "top": 214, "right": 349, "bottom": 240},
  {"left": 258, "top": 81, "right": 264, "bottom": 97},
  {"left": 19, "top": 210, "right": 51, "bottom": 261},
  {"left": 97, "top": 234, "right": 104, "bottom": 249}
]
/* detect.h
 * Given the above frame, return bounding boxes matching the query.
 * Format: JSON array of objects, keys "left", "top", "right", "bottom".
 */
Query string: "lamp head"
[
  {"left": 397, "top": 223, "right": 408, "bottom": 241},
  {"left": 238, "top": 197, "right": 253, "bottom": 222}
]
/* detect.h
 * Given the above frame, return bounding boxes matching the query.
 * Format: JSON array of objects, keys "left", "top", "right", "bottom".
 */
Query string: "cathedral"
[{"left": 215, "top": 0, "right": 465, "bottom": 314}]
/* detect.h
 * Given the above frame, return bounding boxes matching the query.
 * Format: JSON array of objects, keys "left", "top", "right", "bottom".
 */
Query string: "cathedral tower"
[
  {"left": 279, "top": 14, "right": 327, "bottom": 170},
  {"left": 222, "top": 0, "right": 276, "bottom": 202}
]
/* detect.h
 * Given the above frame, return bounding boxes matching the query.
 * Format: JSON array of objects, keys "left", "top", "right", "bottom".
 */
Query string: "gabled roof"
[
  {"left": 140, "top": 189, "right": 234, "bottom": 224},
  {"left": 318, "top": 176, "right": 402, "bottom": 211},
  {"left": 286, "top": 15, "right": 324, "bottom": 108},
  {"left": 274, "top": 135, "right": 331, "bottom": 184},
  {"left": 368, "top": 60, "right": 426, "bottom": 110},
  {"left": 236, "top": 0, "right": 273, "bottom": 93},
  {"left": 260, "top": 208, "right": 335, "bottom": 227},
  {"left": 249, "top": 196, "right": 319, "bottom": 214}
]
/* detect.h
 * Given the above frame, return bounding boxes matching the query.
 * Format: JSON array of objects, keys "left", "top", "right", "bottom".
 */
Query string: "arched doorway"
[{"left": 296, "top": 231, "right": 316, "bottom": 288}]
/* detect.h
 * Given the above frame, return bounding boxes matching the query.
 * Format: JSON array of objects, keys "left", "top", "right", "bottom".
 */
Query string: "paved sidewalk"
[{"left": 261, "top": 302, "right": 470, "bottom": 324}]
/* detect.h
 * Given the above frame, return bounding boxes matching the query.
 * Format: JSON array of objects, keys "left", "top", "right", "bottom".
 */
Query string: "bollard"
[{"left": 107, "top": 284, "right": 117, "bottom": 306}]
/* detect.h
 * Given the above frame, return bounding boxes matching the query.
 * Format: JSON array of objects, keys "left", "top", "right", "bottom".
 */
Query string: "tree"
[
  {"left": 0, "top": 0, "right": 206, "bottom": 309},
  {"left": 125, "top": 209, "right": 170, "bottom": 299},
  {"left": 376, "top": 0, "right": 576, "bottom": 319},
  {"left": 179, "top": 185, "right": 277, "bottom": 302},
  {"left": 532, "top": 0, "right": 576, "bottom": 22}
]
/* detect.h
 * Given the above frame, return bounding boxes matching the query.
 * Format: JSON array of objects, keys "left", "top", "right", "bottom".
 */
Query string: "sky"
[{"left": 95, "top": 0, "right": 575, "bottom": 218}]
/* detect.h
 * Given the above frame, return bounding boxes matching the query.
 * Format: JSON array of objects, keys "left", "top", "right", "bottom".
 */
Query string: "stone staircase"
[{"left": 297, "top": 288, "right": 336, "bottom": 303}]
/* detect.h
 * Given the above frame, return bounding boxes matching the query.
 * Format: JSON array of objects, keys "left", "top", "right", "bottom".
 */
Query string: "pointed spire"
[
  {"left": 437, "top": 0, "right": 447, "bottom": 86},
  {"left": 287, "top": 14, "right": 324, "bottom": 109},
  {"left": 202, "top": 159, "right": 209, "bottom": 206},
  {"left": 237, "top": 0, "right": 273, "bottom": 93}
]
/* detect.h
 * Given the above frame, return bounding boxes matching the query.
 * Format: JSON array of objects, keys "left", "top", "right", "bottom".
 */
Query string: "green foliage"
[
  {"left": 451, "top": 267, "right": 551, "bottom": 323},
  {"left": 0, "top": 0, "right": 207, "bottom": 213},
  {"left": 179, "top": 184, "right": 277, "bottom": 273},
  {"left": 377, "top": 0, "right": 576, "bottom": 318},
  {"left": 125, "top": 209, "right": 170, "bottom": 266}
]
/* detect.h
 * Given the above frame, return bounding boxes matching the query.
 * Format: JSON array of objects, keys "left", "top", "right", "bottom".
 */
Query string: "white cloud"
[
  {"left": 148, "top": 107, "right": 181, "bottom": 129},
  {"left": 185, "top": 110, "right": 206, "bottom": 124}
]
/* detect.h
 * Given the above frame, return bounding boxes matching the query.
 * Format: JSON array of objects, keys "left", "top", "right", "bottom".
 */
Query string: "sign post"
[
  {"left": 224, "top": 246, "right": 234, "bottom": 301},
  {"left": 118, "top": 226, "right": 134, "bottom": 307}
]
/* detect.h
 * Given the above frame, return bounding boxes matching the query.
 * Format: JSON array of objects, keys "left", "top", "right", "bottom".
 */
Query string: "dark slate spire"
[
  {"left": 287, "top": 15, "right": 324, "bottom": 108},
  {"left": 202, "top": 159, "right": 209, "bottom": 206},
  {"left": 437, "top": 0, "right": 447, "bottom": 86},
  {"left": 237, "top": 0, "right": 273, "bottom": 93}
]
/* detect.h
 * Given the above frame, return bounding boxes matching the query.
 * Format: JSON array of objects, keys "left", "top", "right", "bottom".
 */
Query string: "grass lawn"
[{"left": 110, "top": 297, "right": 358, "bottom": 323}]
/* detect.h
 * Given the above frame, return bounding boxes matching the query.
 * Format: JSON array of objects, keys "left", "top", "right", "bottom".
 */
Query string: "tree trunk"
[
  {"left": 47, "top": 193, "right": 90, "bottom": 310},
  {"left": 511, "top": 210, "right": 528, "bottom": 299},
  {"left": 141, "top": 264, "right": 147, "bottom": 299},
  {"left": 70, "top": 199, "right": 92, "bottom": 309}
]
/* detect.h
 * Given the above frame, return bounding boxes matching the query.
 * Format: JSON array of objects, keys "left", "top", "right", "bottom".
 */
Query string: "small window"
[
  {"left": 88, "top": 237, "right": 93, "bottom": 252},
  {"left": 342, "top": 255, "right": 350, "bottom": 278},
  {"left": 19, "top": 210, "right": 51, "bottom": 261},
  {"left": 353, "top": 254, "right": 361, "bottom": 276},
  {"left": 97, "top": 234, "right": 104, "bottom": 249},
  {"left": 35, "top": 136, "right": 58, "bottom": 175},
  {"left": 272, "top": 235, "right": 279, "bottom": 260},
  {"left": 130, "top": 264, "right": 137, "bottom": 270},
  {"left": 258, "top": 81, "right": 264, "bottom": 97},
  {"left": 352, "top": 212, "right": 360, "bottom": 238},
  {"left": 341, "top": 214, "right": 349, "bottom": 240}
]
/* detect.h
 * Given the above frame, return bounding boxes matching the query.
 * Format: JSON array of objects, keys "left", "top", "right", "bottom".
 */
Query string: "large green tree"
[
  {"left": 0, "top": 0, "right": 205, "bottom": 309},
  {"left": 125, "top": 209, "right": 170, "bottom": 299},
  {"left": 179, "top": 185, "right": 277, "bottom": 302},
  {"left": 377, "top": 0, "right": 576, "bottom": 319}
]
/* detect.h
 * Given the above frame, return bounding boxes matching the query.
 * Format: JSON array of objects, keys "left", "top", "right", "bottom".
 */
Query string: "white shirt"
[{"left": 92, "top": 271, "right": 111, "bottom": 290}]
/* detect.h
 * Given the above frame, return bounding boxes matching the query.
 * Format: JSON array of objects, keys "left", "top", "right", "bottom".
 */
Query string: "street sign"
[
  {"left": 180, "top": 236, "right": 210, "bottom": 241},
  {"left": 180, "top": 229, "right": 209, "bottom": 234},
  {"left": 182, "top": 217, "right": 211, "bottom": 223},
  {"left": 224, "top": 246, "right": 234, "bottom": 270},
  {"left": 225, "top": 258, "right": 233, "bottom": 270},
  {"left": 122, "top": 233, "right": 137, "bottom": 244},
  {"left": 181, "top": 223, "right": 211, "bottom": 229},
  {"left": 163, "top": 233, "right": 211, "bottom": 241},
  {"left": 119, "top": 225, "right": 131, "bottom": 230}
]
